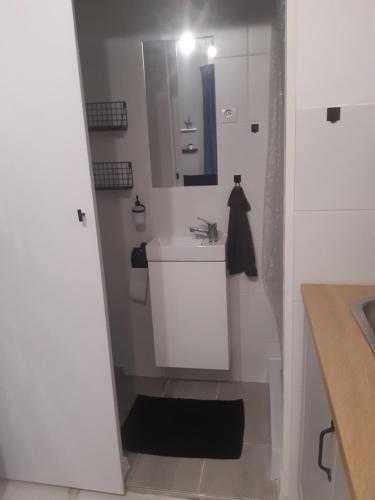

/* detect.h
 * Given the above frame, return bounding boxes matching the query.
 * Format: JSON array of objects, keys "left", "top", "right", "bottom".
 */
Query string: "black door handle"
[
  {"left": 77, "top": 209, "right": 86, "bottom": 222},
  {"left": 318, "top": 420, "right": 335, "bottom": 481}
]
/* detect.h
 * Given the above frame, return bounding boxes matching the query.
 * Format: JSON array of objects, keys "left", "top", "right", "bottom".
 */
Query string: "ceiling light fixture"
[{"left": 179, "top": 32, "right": 196, "bottom": 55}]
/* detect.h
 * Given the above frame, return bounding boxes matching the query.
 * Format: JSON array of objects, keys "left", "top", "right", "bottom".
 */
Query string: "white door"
[{"left": 0, "top": 1, "right": 124, "bottom": 494}]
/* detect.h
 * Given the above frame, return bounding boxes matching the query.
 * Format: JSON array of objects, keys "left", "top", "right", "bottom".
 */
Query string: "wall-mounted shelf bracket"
[{"left": 327, "top": 107, "right": 341, "bottom": 123}]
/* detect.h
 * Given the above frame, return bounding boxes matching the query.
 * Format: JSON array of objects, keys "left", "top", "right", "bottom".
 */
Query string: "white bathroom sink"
[{"left": 146, "top": 232, "right": 226, "bottom": 262}]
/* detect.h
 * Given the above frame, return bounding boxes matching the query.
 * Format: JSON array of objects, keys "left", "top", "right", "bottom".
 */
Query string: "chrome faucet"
[{"left": 190, "top": 217, "right": 218, "bottom": 242}]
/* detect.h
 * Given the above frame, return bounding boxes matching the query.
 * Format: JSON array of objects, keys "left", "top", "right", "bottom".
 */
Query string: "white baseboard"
[{"left": 269, "top": 357, "right": 283, "bottom": 480}]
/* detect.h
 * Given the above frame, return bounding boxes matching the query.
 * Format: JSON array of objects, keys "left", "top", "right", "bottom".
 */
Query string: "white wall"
[
  {"left": 282, "top": 0, "right": 375, "bottom": 497},
  {"left": 75, "top": 0, "right": 281, "bottom": 382}
]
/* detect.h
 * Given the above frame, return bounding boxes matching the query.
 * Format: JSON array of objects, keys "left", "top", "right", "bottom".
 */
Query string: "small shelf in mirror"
[
  {"left": 180, "top": 127, "right": 197, "bottom": 133},
  {"left": 182, "top": 147, "right": 198, "bottom": 154}
]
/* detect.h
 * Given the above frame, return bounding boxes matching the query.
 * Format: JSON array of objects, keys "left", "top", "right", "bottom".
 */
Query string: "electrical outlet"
[{"left": 220, "top": 107, "right": 238, "bottom": 123}]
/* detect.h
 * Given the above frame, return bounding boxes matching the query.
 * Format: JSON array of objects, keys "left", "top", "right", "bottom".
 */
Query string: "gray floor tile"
[
  {"left": 124, "top": 379, "right": 274, "bottom": 500},
  {"left": 165, "top": 380, "right": 218, "bottom": 400},
  {"left": 199, "top": 444, "right": 276, "bottom": 500},
  {"left": 76, "top": 490, "right": 126, "bottom": 500},
  {"left": 218, "top": 382, "right": 271, "bottom": 445},
  {"left": 0, "top": 480, "right": 70, "bottom": 500},
  {"left": 126, "top": 451, "right": 139, "bottom": 468},
  {"left": 114, "top": 370, "right": 168, "bottom": 425},
  {"left": 131, "top": 376, "right": 169, "bottom": 397},
  {"left": 127, "top": 454, "right": 204, "bottom": 494}
]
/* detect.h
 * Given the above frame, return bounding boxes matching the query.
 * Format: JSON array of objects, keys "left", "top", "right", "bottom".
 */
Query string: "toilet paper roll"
[{"left": 129, "top": 268, "right": 148, "bottom": 303}]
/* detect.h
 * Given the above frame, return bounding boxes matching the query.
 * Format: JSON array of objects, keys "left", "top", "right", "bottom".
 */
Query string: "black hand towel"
[{"left": 226, "top": 186, "right": 258, "bottom": 277}]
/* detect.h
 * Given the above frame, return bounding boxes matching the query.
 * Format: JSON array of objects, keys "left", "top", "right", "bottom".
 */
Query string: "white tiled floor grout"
[
  {"left": 126, "top": 453, "right": 141, "bottom": 482},
  {"left": 161, "top": 379, "right": 170, "bottom": 397},
  {"left": 215, "top": 382, "right": 220, "bottom": 400},
  {"left": 0, "top": 478, "right": 269, "bottom": 500},
  {"left": 128, "top": 484, "right": 266, "bottom": 500},
  {"left": 197, "top": 460, "right": 207, "bottom": 496}
]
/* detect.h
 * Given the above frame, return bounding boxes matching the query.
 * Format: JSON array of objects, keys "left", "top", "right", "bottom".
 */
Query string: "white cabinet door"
[
  {"left": 300, "top": 321, "right": 336, "bottom": 500},
  {"left": 301, "top": 320, "right": 353, "bottom": 500},
  {"left": 332, "top": 443, "right": 352, "bottom": 500},
  {"left": 0, "top": 1, "right": 124, "bottom": 494},
  {"left": 149, "top": 261, "right": 229, "bottom": 369}
]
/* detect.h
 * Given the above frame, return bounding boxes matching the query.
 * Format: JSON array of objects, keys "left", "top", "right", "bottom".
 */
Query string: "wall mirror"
[{"left": 143, "top": 35, "right": 218, "bottom": 188}]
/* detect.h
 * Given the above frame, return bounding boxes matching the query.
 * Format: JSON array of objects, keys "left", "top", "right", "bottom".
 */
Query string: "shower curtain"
[
  {"left": 200, "top": 64, "right": 217, "bottom": 175},
  {"left": 262, "top": 1, "right": 285, "bottom": 345}
]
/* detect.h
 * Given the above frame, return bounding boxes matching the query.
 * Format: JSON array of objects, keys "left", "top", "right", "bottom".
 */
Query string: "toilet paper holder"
[{"left": 131, "top": 242, "right": 148, "bottom": 268}]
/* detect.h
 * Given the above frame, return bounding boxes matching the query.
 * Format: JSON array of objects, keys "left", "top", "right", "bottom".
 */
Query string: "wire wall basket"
[
  {"left": 93, "top": 162, "right": 133, "bottom": 190},
  {"left": 86, "top": 101, "right": 128, "bottom": 131}
]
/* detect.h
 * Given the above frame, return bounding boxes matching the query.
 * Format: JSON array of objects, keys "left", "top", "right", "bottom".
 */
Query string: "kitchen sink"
[{"left": 351, "top": 297, "right": 375, "bottom": 354}]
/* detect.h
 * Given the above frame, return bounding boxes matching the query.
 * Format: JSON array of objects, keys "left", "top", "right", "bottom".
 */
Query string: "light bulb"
[
  {"left": 179, "top": 32, "right": 196, "bottom": 55},
  {"left": 207, "top": 45, "right": 217, "bottom": 58}
]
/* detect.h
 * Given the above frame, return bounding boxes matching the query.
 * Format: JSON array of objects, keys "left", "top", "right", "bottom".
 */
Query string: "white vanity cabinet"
[
  {"left": 300, "top": 320, "right": 352, "bottom": 500},
  {"left": 146, "top": 235, "right": 229, "bottom": 370}
]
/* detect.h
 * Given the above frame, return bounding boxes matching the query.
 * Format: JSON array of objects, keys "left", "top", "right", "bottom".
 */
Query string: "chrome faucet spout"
[
  {"left": 190, "top": 217, "right": 218, "bottom": 242},
  {"left": 197, "top": 216, "right": 214, "bottom": 226},
  {"left": 189, "top": 227, "right": 207, "bottom": 234}
]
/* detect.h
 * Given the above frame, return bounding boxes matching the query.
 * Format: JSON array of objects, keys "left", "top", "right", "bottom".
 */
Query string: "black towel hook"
[{"left": 234, "top": 175, "right": 241, "bottom": 186}]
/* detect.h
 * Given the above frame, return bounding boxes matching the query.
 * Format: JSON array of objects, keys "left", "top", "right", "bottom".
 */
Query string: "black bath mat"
[{"left": 122, "top": 394, "right": 244, "bottom": 459}]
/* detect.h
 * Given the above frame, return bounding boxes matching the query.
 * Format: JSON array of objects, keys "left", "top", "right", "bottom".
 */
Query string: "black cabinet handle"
[
  {"left": 318, "top": 420, "right": 335, "bottom": 481},
  {"left": 77, "top": 209, "right": 86, "bottom": 222}
]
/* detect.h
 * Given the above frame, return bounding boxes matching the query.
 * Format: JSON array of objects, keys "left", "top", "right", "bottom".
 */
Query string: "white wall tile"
[
  {"left": 230, "top": 280, "right": 279, "bottom": 345},
  {"left": 216, "top": 122, "right": 252, "bottom": 179},
  {"left": 130, "top": 299, "right": 154, "bottom": 341},
  {"left": 150, "top": 185, "right": 225, "bottom": 237},
  {"left": 214, "top": 26, "right": 248, "bottom": 57},
  {"left": 240, "top": 282, "right": 279, "bottom": 343},
  {"left": 248, "top": 22, "right": 272, "bottom": 55},
  {"left": 218, "top": 124, "right": 267, "bottom": 241},
  {"left": 124, "top": 333, "right": 163, "bottom": 378},
  {"left": 215, "top": 56, "right": 248, "bottom": 124},
  {"left": 77, "top": 3, "right": 279, "bottom": 381},
  {"left": 296, "top": 0, "right": 375, "bottom": 108},
  {"left": 107, "top": 301, "right": 133, "bottom": 367},
  {"left": 248, "top": 54, "right": 271, "bottom": 124},
  {"left": 232, "top": 340, "right": 281, "bottom": 382},
  {"left": 294, "top": 211, "right": 375, "bottom": 301},
  {"left": 295, "top": 105, "right": 375, "bottom": 211}
]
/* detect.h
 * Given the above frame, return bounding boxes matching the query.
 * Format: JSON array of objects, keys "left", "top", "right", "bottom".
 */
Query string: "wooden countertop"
[{"left": 302, "top": 284, "right": 375, "bottom": 500}]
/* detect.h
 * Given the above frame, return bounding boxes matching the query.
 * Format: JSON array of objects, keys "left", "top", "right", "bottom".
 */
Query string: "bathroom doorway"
[{"left": 74, "top": 0, "right": 285, "bottom": 499}]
